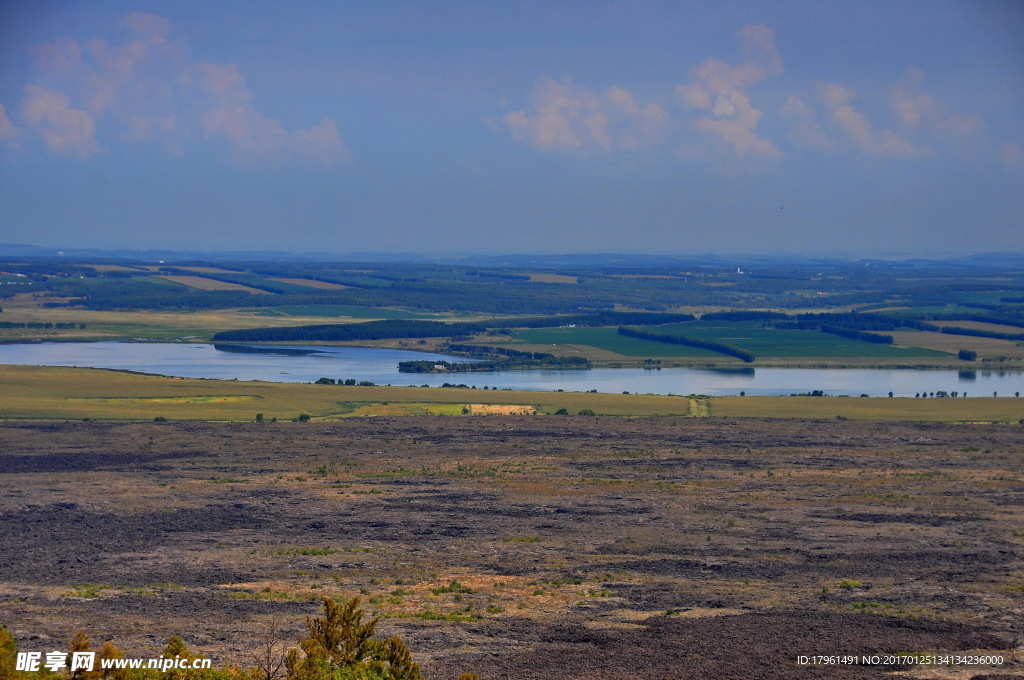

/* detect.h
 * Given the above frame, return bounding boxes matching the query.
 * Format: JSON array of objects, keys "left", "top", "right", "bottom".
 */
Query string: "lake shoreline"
[{"left": 1, "top": 341, "right": 1023, "bottom": 397}]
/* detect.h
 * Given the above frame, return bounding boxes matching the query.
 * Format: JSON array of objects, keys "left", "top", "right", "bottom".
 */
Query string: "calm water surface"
[{"left": 1, "top": 341, "right": 1023, "bottom": 397}]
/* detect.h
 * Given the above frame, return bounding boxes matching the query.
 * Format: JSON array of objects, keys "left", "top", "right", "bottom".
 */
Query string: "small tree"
[
  {"left": 286, "top": 597, "right": 422, "bottom": 680},
  {"left": 95, "top": 640, "right": 128, "bottom": 680},
  {"left": 251, "top": 619, "right": 289, "bottom": 680},
  {"left": 958, "top": 349, "right": 977, "bottom": 361},
  {"left": 1, "top": 625, "right": 16, "bottom": 680},
  {"left": 69, "top": 631, "right": 99, "bottom": 680}
]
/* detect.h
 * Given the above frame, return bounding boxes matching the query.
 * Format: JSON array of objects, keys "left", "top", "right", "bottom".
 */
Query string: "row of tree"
[
  {"left": 212, "top": 312, "right": 697, "bottom": 343},
  {"left": 617, "top": 326, "right": 755, "bottom": 362},
  {"left": 819, "top": 325, "right": 894, "bottom": 344},
  {"left": 0, "top": 322, "right": 84, "bottom": 329}
]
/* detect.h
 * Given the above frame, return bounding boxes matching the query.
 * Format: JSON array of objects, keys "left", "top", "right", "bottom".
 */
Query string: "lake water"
[{"left": 2, "top": 341, "right": 1023, "bottom": 398}]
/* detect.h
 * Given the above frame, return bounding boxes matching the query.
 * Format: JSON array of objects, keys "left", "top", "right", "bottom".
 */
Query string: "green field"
[
  {"left": 649, "top": 321, "right": 947, "bottom": 357},
  {"left": 513, "top": 327, "right": 726, "bottom": 357},
  {"left": 514, "top": 322, "right": 948, "bottom": 359}
]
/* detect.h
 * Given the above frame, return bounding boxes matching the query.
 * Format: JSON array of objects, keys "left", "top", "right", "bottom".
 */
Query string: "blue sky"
[{"left": 0, "top": 1, "right": 1021, "bottom": 256}]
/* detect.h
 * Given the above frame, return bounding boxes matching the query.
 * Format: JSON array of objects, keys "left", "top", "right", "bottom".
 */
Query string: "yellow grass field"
[
  {"left": 267, "top": 277, "right": 350, "bottom": 290},
  {"left": 712, "top": 395, "right": 1024, "bottom": 422},
  {"left": 0, "top": 305, "right": 339, "bottom": 342},
  {"left": 83, "top": 264, "right": 146, "bottom": 272},
  {"left": 527, "top": 273, "right": 578, "bottom": 283},
  {"left": 891, "top": 330, "right": 1024, "bottom": 359},
  {"left": 152, "top": 275, "right": 274, "bottom": 294},
  {"left": 930, "top": 319, "right": 1024, "bottom": 335},
  {"left": 0, "top": 365, "right": 692, "bottom": 420},
  {"left": 174, "top": 266, "right": 246, "bottom": 274},
  {"left": 1, "top": 364, "right": 1022, "bottom": 422}
]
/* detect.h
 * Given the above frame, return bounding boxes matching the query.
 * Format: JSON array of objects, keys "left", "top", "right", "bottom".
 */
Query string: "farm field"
[
  {"left": 251, "top": 305, "right": 439, "bottom": 319},
  {"left": 513, "top": 322, "right": 952, "bottom": 362},
  {"left": 512, "top": 327, "right": 727, "bottom": 358},
  {"left": 650, "top": 321, "right": 947, "bottom": 358},
  {"left": 0, "top": 418, "right": 1021, "bottom": 678},
  {"left": 266, "top": 278, "right": 351, "bottom": 290},
  {"left": 0, "top": 302, "right": 445, "bottom": 342},
  {"left": 890, "top": 330, "right": 1024, "bottom": 359},
  {"left": 152, "top": 275, "right": 275, "bottom": 294}
]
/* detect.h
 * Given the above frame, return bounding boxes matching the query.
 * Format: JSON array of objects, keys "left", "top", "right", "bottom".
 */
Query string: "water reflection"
[
  {"left": 213, "top": 344, "right": 322, "bottom": 357},
  {"left": 0, "top": 341, "right": 1022, "bottom": 397}
]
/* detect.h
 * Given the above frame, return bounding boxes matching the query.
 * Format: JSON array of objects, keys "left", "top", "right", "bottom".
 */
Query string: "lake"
[{"left": 1, "top": 341, "right": 1023, "bottom": 398}]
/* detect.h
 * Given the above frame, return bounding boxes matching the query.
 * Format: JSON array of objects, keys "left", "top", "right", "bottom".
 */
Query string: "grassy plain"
[
  {"left": 2, "top": 364, "right": 1022, "bottom": 423},
  {"left": 712, "top": 395, "right": 1024, "bottom": 422},
  {"left": 0, "top": 365, "right": 694, "bottom": 420}
]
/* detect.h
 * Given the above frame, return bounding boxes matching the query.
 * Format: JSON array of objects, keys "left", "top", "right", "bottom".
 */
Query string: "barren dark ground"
[{"left": 1, "top": 417, "right": 1022, "bottom": 679}]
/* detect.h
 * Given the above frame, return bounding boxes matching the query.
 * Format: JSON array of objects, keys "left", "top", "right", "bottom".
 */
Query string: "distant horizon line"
[{"left": 0, "top": 243, "right": 1020, "bottom": 265}]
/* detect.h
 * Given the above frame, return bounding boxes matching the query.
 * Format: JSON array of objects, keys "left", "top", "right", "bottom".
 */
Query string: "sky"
[{"left": 0, "top": 0, "right": 1021, "bottom": 257}]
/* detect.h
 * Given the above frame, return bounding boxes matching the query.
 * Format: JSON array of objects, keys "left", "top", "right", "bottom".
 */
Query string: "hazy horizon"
[{"left": 1, "top": 1, "right": 1022, "bottom": 256}]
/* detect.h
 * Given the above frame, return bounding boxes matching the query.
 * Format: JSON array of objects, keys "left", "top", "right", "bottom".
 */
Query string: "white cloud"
[
  {"left": 21, "top": 85, "right": 100, "bottom": 157},
  {"left": 0, "top": 104, "right": 19, "bottom": 142},
  {"left": 891, "top": 68, "right": 985, "bottom": 140},
  {"left": 818, "top": 83, "right": 915, "bottom": 157},
  {"left": 676, "top": 24, "right": 782, "bottom": 158},
  {"left": 15, "top": 13, "right": 348, "bottom": 167},
  {"left": 780, "top": 95, "right": 837, "bottom": 152},
  {"left": 187, "top": 62, "right": 349, "bottom": 166},
  {"left": 503, "top": 77, "right": 668, "bottom": 152}
]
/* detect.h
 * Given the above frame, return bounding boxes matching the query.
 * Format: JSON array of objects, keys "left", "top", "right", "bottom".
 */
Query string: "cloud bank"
[
  {"left": 5, "top": 13, "right": 349, "bottom": 166},
  {"left": 502, "top": 77, "right": 668, "bottom": 152}
]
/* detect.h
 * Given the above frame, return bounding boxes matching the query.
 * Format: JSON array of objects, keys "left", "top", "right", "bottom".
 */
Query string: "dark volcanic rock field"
[{"left": 1, "top": 418, "right": 1022, "bottom": 679}]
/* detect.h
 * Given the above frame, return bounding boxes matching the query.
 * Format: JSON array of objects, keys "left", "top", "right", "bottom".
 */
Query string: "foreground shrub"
[{"left": 285, "top": 598, "right": 422, "bottom": 680}]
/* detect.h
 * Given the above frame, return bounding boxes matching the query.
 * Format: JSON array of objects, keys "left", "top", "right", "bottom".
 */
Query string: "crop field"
[
  {"left": 890, "top": 330, "right": 1024, "bottom": 359},
  {"left": 0, "top": 305, "right": 365, "bottom": 342},
  {"left": 527, "top": 273, "right": 578, "bottom": 283},
  {"left": 153, "top": 275, "right": 274, "bottom": 294},
  {"left": 651, "top": 321, "right": 947, "bottom": 358},
  {"left": 930, "top": 320, "right": 1024, "bottom": 334},
  {"left": 251, "top": 304, "right": 437, "bottom": 319},
  {"left": 512, "top": 327, "right": 726, "bottom": 358},
  {"left": 266, "top": 278, "right": 351, "bottom": 290},
  {"left": 1, "top": 418, "right": 1022, "bottom": 679},
  {"left": 174, "top": 266, "right": 246, "bottom": 274},
  {"left": 513, "top": 322, "right": 951, "bottom": 361}
]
